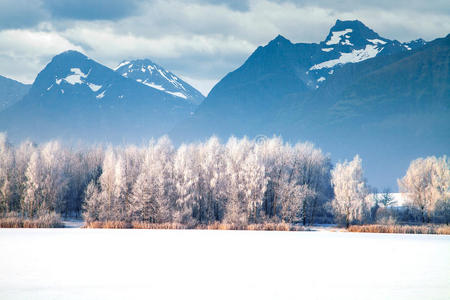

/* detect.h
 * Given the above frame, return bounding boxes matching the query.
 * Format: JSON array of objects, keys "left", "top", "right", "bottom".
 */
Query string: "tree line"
[{"left": 0, "top": 133, "right": 448, "bottom": 227}]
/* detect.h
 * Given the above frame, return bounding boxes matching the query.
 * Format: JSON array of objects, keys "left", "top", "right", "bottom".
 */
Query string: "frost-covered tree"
[
  {"left": 280, "top": 183, "right": 314, "bottom": 224},
  {"left": 331, "top": 155, "right": 369, "bottom": 227},
  {"left": 290, "top": 142, "right": 332, "bottom": 225},
  {"left": 255, "top": 139, "right": 332, "bottom": 224},
  {"left": 97, "top": 148, "right": 118, "bottom": 220},
  {"left": 23, "top": 151, "right": 42, "bottom": 217},
  {"left": 224, "top": 137, "right": 266, "bottom": 224},
  {"left": 1, "top": 135, "right": 339, "bottom": 226},
  {"left": 83, "top": 180, "right": 102, "bottom": 222},
  {"left": 130, "top": 137, "right": 174, "bottom": 223},
  {"left": 196, "top": 137, "right": 227, "bottom": 223},
  {"left": 39, "top": 141, "right": 69, "bottom": 214},
  {"left": 256, "top": 137, "right": 286, "bottom": 219},
  {"left": 64, "top": 147, "right": 103, "bottom": 216},
  {"left": 0, "top": 133, "right": 15, "bottom": 214},
  {"left": 173, "top": 144, "right": 197, "bottom": 224},
  {"left": 398, "top": 156, "right": 450, "bottom": 223},
  {"left": 379, "top": 188, "right": 395, "bottom": 207}
]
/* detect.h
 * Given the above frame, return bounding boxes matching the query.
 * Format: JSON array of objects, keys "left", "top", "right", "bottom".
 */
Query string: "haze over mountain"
[
  {"left": 0, "top": 75, "right": 30, "bottom": 112},
  {"left": 171, "top": 20, "right": 449, "bottom": 189},
  {"left": 0, "top": 51, "right": 202, "bottom": 143}
]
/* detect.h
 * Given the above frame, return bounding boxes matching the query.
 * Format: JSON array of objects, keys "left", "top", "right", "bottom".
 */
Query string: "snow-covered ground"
[{"left": 0, "top": 229, "right": 449, "bottom": 300}]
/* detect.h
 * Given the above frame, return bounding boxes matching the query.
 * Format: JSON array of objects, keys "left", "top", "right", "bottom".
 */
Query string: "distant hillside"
[
  {"left": 0, "top": 51, "right": 200, "bottom": 143},
  {"left": 0, "top": 75, "right": 30, "bottom": 112}
]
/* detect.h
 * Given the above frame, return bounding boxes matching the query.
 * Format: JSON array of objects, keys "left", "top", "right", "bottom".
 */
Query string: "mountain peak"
[
  {"left": 331, "top": 19, "right": 375, "bottom": 33},
  {"left": 268, "top": 34, "right": 292, "bottom": 46},
  {"left": 334, "top": 19, "right": 366, "bottom": 28},
  {"left": 323, "top": 19, "right": 381, "bottom": 46},
  {"left": 114, "top": 58, "right": 204, "bottom": 105},
  {"left": 52, "top": 50, "right": 88, "bottom": 62}
]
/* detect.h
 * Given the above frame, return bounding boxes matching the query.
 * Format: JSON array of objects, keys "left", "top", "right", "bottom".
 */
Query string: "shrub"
[
  {"left": 348, "top": 224, "right": 450, "bottom": 235},
  {"left": 0, "top": 212, "right": 64, "bottom": 228}
]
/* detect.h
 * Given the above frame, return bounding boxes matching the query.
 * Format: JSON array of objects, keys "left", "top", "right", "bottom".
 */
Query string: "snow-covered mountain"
[
  {"left": 115, "top": 59, "right": 204, "bottom": 105},
  {"left": 0, "top": 50, "right": 196, "bottom": 143},
  {"left": 0, "top": 75, "right": 30, "bottom": 112},
  {"left": 308, "top": 20, "right": 426, "bottom": 88},
  {"left": 171, "top": 20, "right": 449, "bottom": 189}
]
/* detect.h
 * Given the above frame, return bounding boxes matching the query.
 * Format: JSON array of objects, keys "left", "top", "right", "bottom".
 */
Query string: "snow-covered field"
[{"left": 0, "top": 229, "right": 449, "bottom": 300}]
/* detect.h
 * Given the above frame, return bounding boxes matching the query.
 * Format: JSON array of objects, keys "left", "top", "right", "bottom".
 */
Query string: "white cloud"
[
  {"left": 0, "top": 0, "right": 449, "bottom": 93},
  {"left": 0, "top": 29, "right": 83, "bottom": 83},
  {"left": 176, "top": 76, "right": 219, "bottom": 97}
]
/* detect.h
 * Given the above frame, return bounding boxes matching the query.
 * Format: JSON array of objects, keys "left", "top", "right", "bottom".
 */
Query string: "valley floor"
[{"left": 0, "top": 229, "right": 449, "bottom": 300}]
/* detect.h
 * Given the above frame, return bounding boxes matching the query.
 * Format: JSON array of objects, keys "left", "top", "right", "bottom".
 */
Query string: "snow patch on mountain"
[
  {"left": 115, "top": 59, "right": 204, "bottom": 105},
  {"left": 96, "top": 91, "right": 105, "bottom": 99},
  {"left": 88, "top": 83, "right": 102, "bottom": 92},
  {"left": 113, "top": 61, "right": 130, "bottom": 71},
  {"left": 310, "top": 44, "right": 381, "bottom": 70},
  {"left": 143, "top": 81, "right": 165, "bottom": 91},
  {"left": 367, "top": 39, "right": 387, "bottom": 45},
  {"left": 167, "top": 91, "right": 187, "bottom": 99},
  {"left": 341, "top": 39, "right": 353, "bottom": 46},
  {"left": 64, "top": 68, "right": 88, "bottom": 85},
  {"left": 326, "top": 29, "right": 353, "bottom": 45},
  {"left": 317, "top": 77, "right": 326, "bottom": 82},
  {"left": 322, "top": 48, "right": 333, "bottom": 52},
  {"left": 51, "top": 67, "right": 106, "bottom": 96}
]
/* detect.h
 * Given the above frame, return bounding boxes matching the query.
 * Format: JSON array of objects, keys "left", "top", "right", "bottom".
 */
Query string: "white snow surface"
[
  {"left": 113, "top": 61, "right": 130, "bottom": 71},
  {"left": 321, "top": 48, "right": 334, "bottom": 52},
  {"left": 368, "top": 39, "right": 387, "bottom": 45},
  {"left": 341, "top": 39, "right": 353, "bottom": 46},
  {"left": 167, "top": 91, "right": 188, "bottom": 99},
  {"left": 326, "top": 29, "right": 353, "bottom": 45},
  {"left": 317, "top": 76, "right": 326, "bottom": 82},
  {"left": 0, "top": 229, "right": 449, "bottom": 300},
  {"left": 310, "top": 44, "right": 381, "bottom": 70},
  {"left": 143, "top": 81, "right": 165, "bottom": 90},
  {"left": 119, "top": 63, "right": 189, "bottom": 100},
  {"left": 64, "top": 68, "right": 87, "bottom": 85},
  {"left": 55, "top": 68, "right": 103, "bottom": 94},
  {"left": 88, "top": 83, "right": 102, "bottom": 92},
  {"left": 96, "top": 91, "right": 105, "bottom": 99}
]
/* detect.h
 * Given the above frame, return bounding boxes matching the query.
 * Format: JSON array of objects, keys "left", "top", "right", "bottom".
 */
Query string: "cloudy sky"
[{"left": 0, "top": 0, "right": 449, "bottom": 95}]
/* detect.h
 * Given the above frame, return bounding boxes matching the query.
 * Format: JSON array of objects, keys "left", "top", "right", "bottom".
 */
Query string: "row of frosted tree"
[{"left": 0, "top": 133, "right": 448, "bottom": 226}]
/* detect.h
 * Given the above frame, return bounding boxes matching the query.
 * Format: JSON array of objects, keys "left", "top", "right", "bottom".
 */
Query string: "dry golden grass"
[
  {"left": 131, "top": 222, "right": 187, "bottom": 229},
  {"left": 195, "top": 222, "right": 304, "bottom": 231},
  {"left": 85, "top": 221, "right": 130, "bottom": 229},
  {"left": 435, "top": 226, "right": 450, "bottom": 235},
  {"left": 348, "top": 224, "right": 450, "bottom": 235},
  {"left": 0, "top": 213, "right": 64, "bottom": 228},
  {"left": 85, "top": 221, "right": 187, "bottom": 229},
  {"left": 84, "top": 221, "right": 306, "bottom": 231}
]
